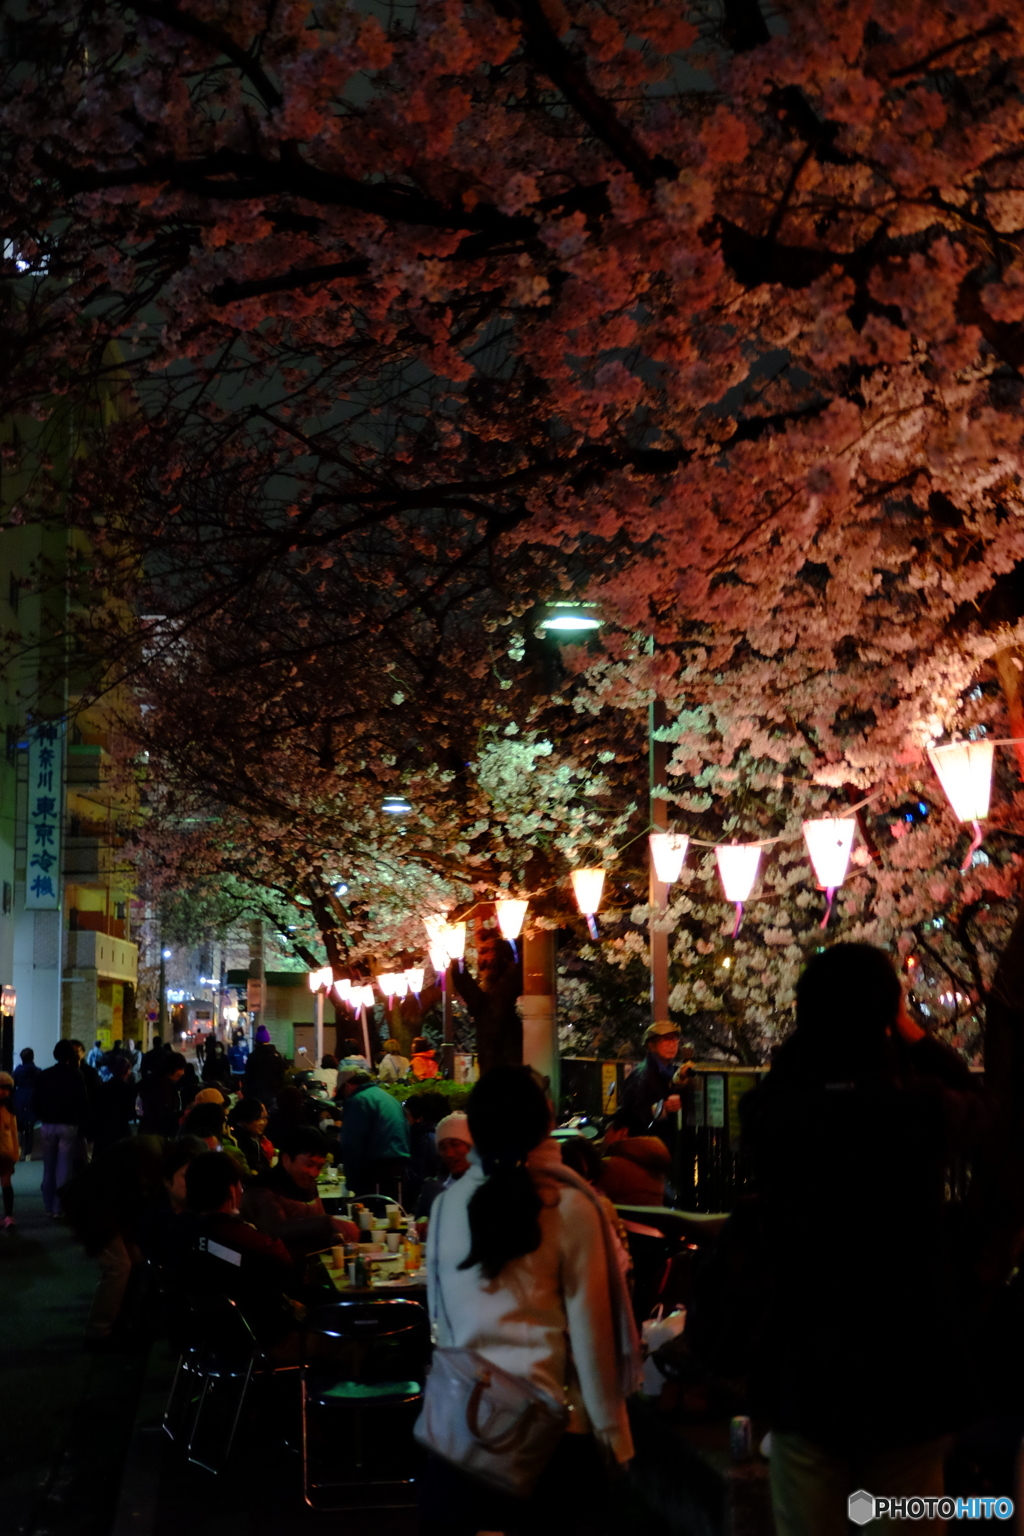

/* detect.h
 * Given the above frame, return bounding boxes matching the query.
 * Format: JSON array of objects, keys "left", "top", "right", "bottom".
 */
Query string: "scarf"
[{"left": 525, "top": 1138, "right": 642, "bottom": 1395}]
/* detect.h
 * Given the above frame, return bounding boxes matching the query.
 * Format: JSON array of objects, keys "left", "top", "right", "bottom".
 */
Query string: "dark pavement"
[{"left": 0, "top": 1159, "right": 148, "bottom": 1536}]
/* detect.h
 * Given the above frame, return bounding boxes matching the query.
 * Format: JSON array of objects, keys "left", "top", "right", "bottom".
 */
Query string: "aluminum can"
[{"left": 730, "top": 1415, "right": 753, "bottom": 1462}]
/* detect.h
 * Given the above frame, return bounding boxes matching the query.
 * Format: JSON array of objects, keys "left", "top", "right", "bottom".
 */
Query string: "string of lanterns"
[{"left": 306, "top": 737, "right": 1013, "bottom": 994}]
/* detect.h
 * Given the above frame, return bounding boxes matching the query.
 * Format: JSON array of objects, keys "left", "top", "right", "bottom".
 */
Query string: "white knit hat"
[{"left": 434, "top": 1111, "right": 472, "bottom": 1145}]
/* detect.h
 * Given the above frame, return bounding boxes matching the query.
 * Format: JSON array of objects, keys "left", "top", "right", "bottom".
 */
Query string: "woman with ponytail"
[{"left": 420, "top": 1066, "right": 639, "bottom": 1536}]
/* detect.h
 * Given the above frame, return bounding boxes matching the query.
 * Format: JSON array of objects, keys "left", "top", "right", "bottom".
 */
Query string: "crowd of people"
[{"left": 1, "top": 942, "right": 1010, "bottom": 1536}]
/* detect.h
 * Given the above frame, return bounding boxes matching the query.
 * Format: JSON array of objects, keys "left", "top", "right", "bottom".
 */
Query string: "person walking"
[
  {"left": 200, "top": 1038, "right": 233, "bottom": 1090},
  {"left": 35, "top": 1039, "right": 91, "bottom": 1217},
  {"left": 92, "top": 1057, "right": 139, "bottom": 1154},
  {"left": 738, "top": 943, "right": 986, "bottom": 1536},
  {"left": 419, "top": 1066, "right": 639, "bottom": 1536},
  {"left": 337, "top": 1070, "right": 411, "bottom": 1197},
  {"left": 138, "top": 1052, "right": 186, "bottom": 1137},
  {"left": 0, "top": 1072, "right": 20, "bottom": 1230},
  {"left": 227, "top": 1031, "right": 249, "bottom": 1086},
  {"left": 13, "top": 1046, "right": 40, "bottom": 1161}
]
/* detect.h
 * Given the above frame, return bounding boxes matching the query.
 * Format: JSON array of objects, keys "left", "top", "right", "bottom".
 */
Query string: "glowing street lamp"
[
  {"left": 307, "top": 967, "right": 333, "bottom": 1062},
  {"left": 715, "top": 844, "right": 761, "bottom": 936},
  {"left": 571, "top": 867, "right": 605, "bottom": 940},
  {"left": 802, "top": 817, "right": 856, "bottom": 926},
  {"left": 927, "top": 740, "right": 994, "bottom": 870},
  {"left": 404, "top": 967, "right": 425, "bottom": 999}
]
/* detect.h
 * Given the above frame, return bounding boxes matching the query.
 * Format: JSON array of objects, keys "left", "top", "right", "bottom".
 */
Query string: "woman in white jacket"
[{"left": 420, "top": 1066, "right": 640, "bottom": 1536}]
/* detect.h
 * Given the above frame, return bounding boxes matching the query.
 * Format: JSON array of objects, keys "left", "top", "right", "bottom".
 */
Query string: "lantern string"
[
  {"left": 508, "top": 938, "right": 519, "bottom": 962},
  {"left": 820, "top": 888, "right": 835, "bottom": 929},
  {"left": 732, "top": 902, "right": 744, "bottom": 938},
  {"left": 586, "top": 915, "right": 599, "bottom": 941},
  {"left": 960, "top": 819, "right": 984, "bottom": 873}
]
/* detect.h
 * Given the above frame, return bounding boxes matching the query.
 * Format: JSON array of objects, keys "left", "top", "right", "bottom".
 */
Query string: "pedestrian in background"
[
  {"left": 92, "top": 1057, "right": 138, "bottom": 1154},
  {"left": 138, "top": 1052, "right": 186, "bottom": 1138},
  {"left": 337, "top": 1071, "right": 410, "bottom": 1197},
  {"left": 201, "top": 1038, "right": 232, "bottom": 1090},
  {"left": 13, "top": 1046, "right": 40, "bottom": 1161},
  {"left": 0, "top": 1072, "right": 20, "bottom": 1230},
  {"left": 35, "top": 1040, "right": 90, "bottom": 1217}
]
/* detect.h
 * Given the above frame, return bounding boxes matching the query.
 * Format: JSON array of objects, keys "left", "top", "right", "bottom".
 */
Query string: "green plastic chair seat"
[{"left": 320, "top": 1379, "right": 421, "bottom": 1402}]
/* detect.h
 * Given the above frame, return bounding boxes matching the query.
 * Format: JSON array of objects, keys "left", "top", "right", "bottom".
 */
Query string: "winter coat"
[
  {"left": 378, "top": 1053, "right": 410, "bottom": 1082},
  {"left": 240, "top": 1164, "right": 353, "bottom": 1256},
  {"left": 427, "top": 1139, "right": 639, "bottom": 1462},
  {"left": 13, "top": 1062, "right": 40, "bottom": 1122},
  {"left": 739, "top": 1029, "right": 986, "bottom": 1451},
  {"left": 410, "top": 1049, "right": 439, "bottom": 1081},
  {"left": 338, "top": 1083, "right": 410, "bottom": 1191},
  {"left": 34, "top": 1062, "right": 90, "bottom": 1126},
  {"left": 0, "top": 1104, "right": 20, "bottom": 1164},
  {"left": 597, "top": 1136, "right": 672, "bottom": 1206}
]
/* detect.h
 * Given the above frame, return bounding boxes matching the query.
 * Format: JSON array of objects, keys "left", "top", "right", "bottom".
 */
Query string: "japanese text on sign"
[{"left": 25, "top": 724, "right": 62, "bottom": 910}]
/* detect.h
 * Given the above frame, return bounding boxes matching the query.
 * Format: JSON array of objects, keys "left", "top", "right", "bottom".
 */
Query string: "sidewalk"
[{"left": 0, "top": 1159, "right": 148, "bottom": 1536}]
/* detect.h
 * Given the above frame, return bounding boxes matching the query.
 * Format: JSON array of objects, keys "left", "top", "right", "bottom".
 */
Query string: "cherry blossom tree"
[{"left": 7, "top": 0, "right": 1024, "bottom": 1107}]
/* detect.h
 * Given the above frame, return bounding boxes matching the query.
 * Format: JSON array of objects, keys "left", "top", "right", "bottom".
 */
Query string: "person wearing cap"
[
  {"left": 413, "top": 1111, "right": 473, "bottom": 1217},
  {"left": 619, "top": 1020, "right": 692, "bottom": 1152}
]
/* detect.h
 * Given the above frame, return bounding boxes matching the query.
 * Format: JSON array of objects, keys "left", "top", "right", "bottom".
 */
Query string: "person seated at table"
[
  {"left": 413, "top": 1112, "right": 473, "bottom": 1217},
  {"left": 179, "top": 1101, "right": 250, "bottom": 1173},
  {"left": 309, "top": 1054, "right": 340, "bottom": 1096},
  {"left": 337, "top": 1037, "right": 370, "bottom": 1070},
  {"left": 377, "top": 1039, "right": 410, "bottom": 1083},
  {"left": 241, "top": 1125, "right": 358, "bottom": 1258},
  {"left": 403, "top": 1091, "right": 447, "bottom": 1201},
  {"left": 337, "top": 1071, "right": 411, "bottom": 1199},
  {"left": 228, "top": 1097, "right": 274, "bottom": 1176},
  {"left": 185, "top": 1151, "right": 303, "bottom": 1352},
  {"left": 596, "top": 1114, "right": 672, "bottom": 1206},
  {"left": 265, "top": 1085, "right": 320, "bottom": 1149},
  {"left": 409, "top": 1036, "right": 439, "bottom": 1081}
]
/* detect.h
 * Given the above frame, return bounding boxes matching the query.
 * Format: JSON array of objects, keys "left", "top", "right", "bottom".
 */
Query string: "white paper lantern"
[
  {"left": 377, "top": 973, "right": 397, "bottom": 999},
  {"left": 392, "top": 975, "right": 409, "bottom": 1000},
  {"left": 404, "top": 967, "right": 425, "bottom": 995},
  {"left": 496, "top": 898, "right": 529, "bottom": 942},
  {"left": 361, "top": 984, "right": 376, "bottom": 1009},
  {"left": 428, "top": 943, "right": 449, "bottom": 977},
  {"left": 927, "top": 741, "right": 994, "bottom": 822},
  {"left": 649, "top": 832, "right": 690, "bottom": 885},
  {"left": 333, "top": 978, "right": 351, "bottom": 1002},
  {"left": 307, "top": 966, "right": 332, "bottom": 992},
  {"left": 715, "top": 844, "right": 761, "bottom": 902},
  {"left": 802, "top": 818, "right": 855, "bottom": 889},
  {"left": 443, "top": 921, "right": 467, "bottom": 963},
  {"left": 570, "top": 867, "right": 606, "bottom": 915},
  {"left": 715, "top": 844, "right": 761, "bottom": 935}
]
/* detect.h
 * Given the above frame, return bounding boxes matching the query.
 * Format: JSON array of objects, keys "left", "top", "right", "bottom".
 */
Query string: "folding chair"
[{"left": 300, "top": 1297, "right": 428, "bottom": 1510}]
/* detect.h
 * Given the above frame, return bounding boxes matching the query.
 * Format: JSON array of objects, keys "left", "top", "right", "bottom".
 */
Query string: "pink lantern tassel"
[
  {"left": 820, "top": 888, "right": 835, "bottom": 929},
  {"left": 960, "top": 819, "right": 984, "bottom": 873},
  {"left": 586, "top": 915, "right": 599, "bottom": 941},
  {"left": 507, "top": 938, "right": 519, "bottom": 962},
  {"left": 732, "top": 902, "right": 744, "bottom": 938}
]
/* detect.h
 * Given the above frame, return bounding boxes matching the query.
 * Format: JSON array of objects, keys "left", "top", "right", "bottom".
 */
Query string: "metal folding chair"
[{"left": 300, "top": 1297, "right": 428, "bottom": 1510}]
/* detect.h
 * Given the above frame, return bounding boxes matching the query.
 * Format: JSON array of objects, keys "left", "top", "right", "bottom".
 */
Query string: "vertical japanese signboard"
[{"left": 25, "top": 723, "right": 63, "bottom": 909}]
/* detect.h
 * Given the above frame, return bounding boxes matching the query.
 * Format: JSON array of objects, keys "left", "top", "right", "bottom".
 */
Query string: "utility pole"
[{"left": 521, "top": 928, "right": 559, "bottom": 1104}]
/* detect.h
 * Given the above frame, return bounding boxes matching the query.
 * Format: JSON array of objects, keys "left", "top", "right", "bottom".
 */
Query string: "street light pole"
[
  {"left": 314, "top": 986, "right": 324, "bottom": 1067},
  {"left": 649, "top": 697, "right": 670, "bottom": 1022}
]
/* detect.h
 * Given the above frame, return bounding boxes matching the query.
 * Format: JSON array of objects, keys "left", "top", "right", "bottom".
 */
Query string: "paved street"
[{"left": 0, "top": 1160, "right": 148, "bottom": 1536}]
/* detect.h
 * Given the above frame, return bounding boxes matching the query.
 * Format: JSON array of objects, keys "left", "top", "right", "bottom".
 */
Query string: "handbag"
[{"left": 413, "top": 1192, "right": 568, "bottom": 1496}]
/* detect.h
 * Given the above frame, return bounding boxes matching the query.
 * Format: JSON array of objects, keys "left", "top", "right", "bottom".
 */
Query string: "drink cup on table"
[
  {"left": 347, "top": 1261, "right": 357, "bottom": 1286},
  {"left": 331, "top": 1246, "right": 346, "bottom": 1270},
  {"left": 385, "top": 1231, "right": 401, "bottom": 1253},
  {"left": 387, "top": 1207, "right": 402, "bottom": 1230},
  {"left": 358, "top": 1209, "right": 374, "bottom": 1231}
]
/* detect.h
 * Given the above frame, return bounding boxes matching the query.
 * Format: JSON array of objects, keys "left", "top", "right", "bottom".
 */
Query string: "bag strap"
[
  {"left": 466, "top": 1374, "right": 538, "bottom": 1451},
  {"left": 430, "top": 1188, "right": 457, "bottom": 1344}
]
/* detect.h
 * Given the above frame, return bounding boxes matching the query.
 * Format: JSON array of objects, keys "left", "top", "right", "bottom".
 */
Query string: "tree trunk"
[{"left": 973, "top": 897, "right": 1024, "bottom": 1282}]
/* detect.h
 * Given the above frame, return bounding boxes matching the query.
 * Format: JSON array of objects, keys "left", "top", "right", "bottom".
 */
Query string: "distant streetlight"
[
  {"left": 382, "top": 796, "right": 412, "bottom": 814},
  {"left": 535, "top": 603, "right": 602, "bottom": 634}
]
